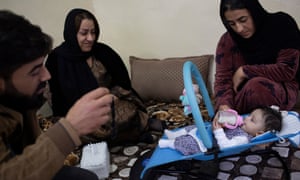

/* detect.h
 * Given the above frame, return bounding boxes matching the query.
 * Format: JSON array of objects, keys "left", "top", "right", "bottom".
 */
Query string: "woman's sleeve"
[
  {"left": 102, "top": 43, "right": 145, "bottom": 102},
  {"left": 45, "top": 52, "right": 69, "bottom": 116},
  {"left": 214, "top": 33, "right": 236, "bottom": 109},
  {"left": 102, "top": 43, "right": 132, "bottom": 90},
  {"left": 243, "top": 49, "right": 300, "bottom": 82}
]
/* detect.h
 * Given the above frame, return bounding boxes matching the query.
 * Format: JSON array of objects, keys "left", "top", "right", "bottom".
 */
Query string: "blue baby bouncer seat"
[{"left": 139, "top": 61, "right": 300, "bottom": 179}]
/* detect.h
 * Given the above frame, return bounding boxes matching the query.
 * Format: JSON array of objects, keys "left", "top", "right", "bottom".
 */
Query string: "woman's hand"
[
  {"left": 219, "top": 105, "right": 231, "bottom": 111},
  {"left": 233, "top": 66, "right": 247, "bottom": 93}
]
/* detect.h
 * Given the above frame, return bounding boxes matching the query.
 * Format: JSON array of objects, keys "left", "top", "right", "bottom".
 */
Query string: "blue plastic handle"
[{"left": 183, "top": 61, "right": 215, "bottom": 149}]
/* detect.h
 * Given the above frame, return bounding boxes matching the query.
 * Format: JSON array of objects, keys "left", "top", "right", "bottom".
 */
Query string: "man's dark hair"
[
  {"left": 0, "top": 10, "right": 52, "bottom": 78},
  {"left": 260, "top": 106, "right": 282, "bottom": 132}
]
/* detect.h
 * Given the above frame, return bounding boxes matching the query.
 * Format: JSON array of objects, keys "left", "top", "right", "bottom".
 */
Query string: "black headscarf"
[
  {"left": 46, "top": 8, "right": 132, "bottom": 116},
  {"left": 220, "top": 0, "right": 300, "bottom": 65}
]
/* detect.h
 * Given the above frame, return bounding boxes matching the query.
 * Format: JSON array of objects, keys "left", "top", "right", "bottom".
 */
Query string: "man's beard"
[{"left": 0, "top": 80, "right": 46, "bottom": 112}]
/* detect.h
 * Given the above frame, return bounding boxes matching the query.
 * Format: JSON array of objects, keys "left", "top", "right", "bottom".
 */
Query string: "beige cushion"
[{"left": 130, "top": 55, "right": 214, "bottom": 102}]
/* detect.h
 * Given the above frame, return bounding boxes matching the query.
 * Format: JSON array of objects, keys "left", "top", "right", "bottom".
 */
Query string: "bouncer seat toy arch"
[{"left": 139, "top": 61, "right": 300, "bottom": 179}]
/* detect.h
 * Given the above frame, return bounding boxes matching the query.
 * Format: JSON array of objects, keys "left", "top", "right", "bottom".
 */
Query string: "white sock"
[
  {"left": 164, "top": 129, "right": 187, "bottom": 139},
  {"left": 158, "top": 139, "right": 175, "bottom": 149}
]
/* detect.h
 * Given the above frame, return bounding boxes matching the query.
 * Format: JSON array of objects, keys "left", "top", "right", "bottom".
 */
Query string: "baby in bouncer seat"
[{"left": 158, "top": 106, "right": 282, "bottom": 155}]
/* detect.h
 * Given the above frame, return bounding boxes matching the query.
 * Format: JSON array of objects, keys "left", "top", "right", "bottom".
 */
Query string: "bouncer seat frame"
[{"left": 140, "top": 61, "right": 300, "bottom": 179}]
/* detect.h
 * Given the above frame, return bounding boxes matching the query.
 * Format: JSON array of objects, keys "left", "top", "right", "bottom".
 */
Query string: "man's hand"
[{"left": 65, "top": 87, "right": 113, "bottom": 136}]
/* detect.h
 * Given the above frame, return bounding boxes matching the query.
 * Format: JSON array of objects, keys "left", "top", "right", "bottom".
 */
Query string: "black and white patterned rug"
[{"left": 40, "top": 102, "right": 300, "bottom": 180}]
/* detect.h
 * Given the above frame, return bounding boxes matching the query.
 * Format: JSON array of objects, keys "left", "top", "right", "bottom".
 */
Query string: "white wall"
[{"left": 0, "top": 0, "right": 299, "bottom": 71}]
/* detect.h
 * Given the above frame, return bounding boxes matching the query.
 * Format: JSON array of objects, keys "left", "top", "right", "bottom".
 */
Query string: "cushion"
[{"left": 130, "top": 55, "right": 214, "bottom": 102}]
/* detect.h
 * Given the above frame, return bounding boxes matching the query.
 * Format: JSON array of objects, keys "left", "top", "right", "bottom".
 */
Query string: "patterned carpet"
[
  {"left": 39, "top": 101, "right": 195, "bottom": 179},
  {"left": 108, "top": 102, "right": 195, "bottom": 179},
  {"left": 39, "top": 102, "right": 300, "bottom": 180}
]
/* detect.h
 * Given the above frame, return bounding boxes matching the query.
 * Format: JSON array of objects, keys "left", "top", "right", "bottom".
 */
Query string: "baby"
[{"left": 158, "top": 106, "right": 282, "bottom": 155}]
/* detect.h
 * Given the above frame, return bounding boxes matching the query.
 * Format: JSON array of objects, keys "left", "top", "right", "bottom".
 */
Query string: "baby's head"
[{"left": 241, "top": 106, "right": 282, "bottom": 136}]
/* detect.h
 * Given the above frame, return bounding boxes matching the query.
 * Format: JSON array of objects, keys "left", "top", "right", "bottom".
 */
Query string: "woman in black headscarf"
[
  {"left": 214, "top": 0, "right": 300, "bottom": 114},
  {"left": 46, "top": 8, "right": 151, "bottom": 145}
]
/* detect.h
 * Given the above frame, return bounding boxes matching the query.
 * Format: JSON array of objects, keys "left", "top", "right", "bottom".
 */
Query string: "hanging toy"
[{"left": 179, "top": 84, "right": 202, "bottom": 116}]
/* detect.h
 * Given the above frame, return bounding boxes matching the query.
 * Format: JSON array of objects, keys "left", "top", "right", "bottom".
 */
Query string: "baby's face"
[{"left": 241, "top": 109, "right": 265, "bottom": 136}]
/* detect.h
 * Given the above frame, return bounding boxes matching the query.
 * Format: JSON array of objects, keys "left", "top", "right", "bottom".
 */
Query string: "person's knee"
[
  {"left": 240, "top": 77, "right": 279, "bottom": 106},
  {"left": 244, "top": 77, "right": 274, "bottom": 93}
]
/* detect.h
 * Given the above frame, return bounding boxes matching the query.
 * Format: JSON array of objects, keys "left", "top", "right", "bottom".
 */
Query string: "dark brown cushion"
[{"left": 130, "top": 55, "right": 214, "bottom": 102}]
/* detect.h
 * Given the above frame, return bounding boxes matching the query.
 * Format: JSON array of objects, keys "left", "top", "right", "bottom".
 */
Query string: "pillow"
[{"left": 130, "top": 55, "right": 214, "bottom": 102}]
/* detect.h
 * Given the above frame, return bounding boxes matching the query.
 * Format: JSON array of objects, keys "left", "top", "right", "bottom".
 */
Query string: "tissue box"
[{"left": 80, "top": 142, "right": 110, "bottom": 179}]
